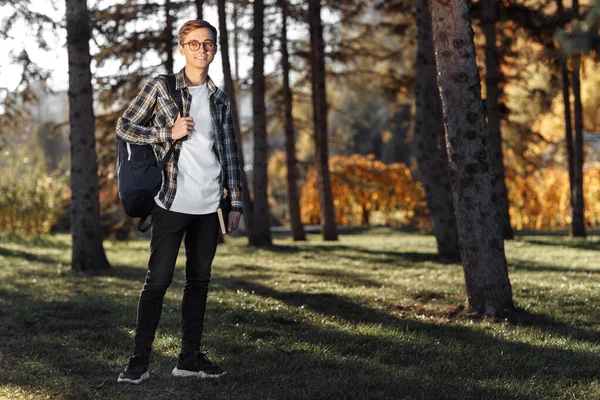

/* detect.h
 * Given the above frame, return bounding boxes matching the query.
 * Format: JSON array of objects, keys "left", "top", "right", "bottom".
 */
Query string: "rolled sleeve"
[{"left": 115, "top": 78, "right": 172, "bottom": 144}]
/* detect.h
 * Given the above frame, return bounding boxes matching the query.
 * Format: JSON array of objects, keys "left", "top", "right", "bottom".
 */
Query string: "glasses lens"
[
  {"left": 189, "top": 41, "right": 200, "bottom": 51},
  {"left": 202, "top": 41, "right": 215, "bottom": 51}
]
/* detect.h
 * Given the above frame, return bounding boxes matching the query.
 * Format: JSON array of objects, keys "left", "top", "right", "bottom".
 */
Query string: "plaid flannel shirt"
[{"left": 115, "top": 68, "right": 243, "bottom": 213}]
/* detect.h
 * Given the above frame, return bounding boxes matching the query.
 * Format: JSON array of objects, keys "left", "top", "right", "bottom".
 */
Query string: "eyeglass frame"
[{"left": 180, "top": 40, "right": 217, "bottom": 52}]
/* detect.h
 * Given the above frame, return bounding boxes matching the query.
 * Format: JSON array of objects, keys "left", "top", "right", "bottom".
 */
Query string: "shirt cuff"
[
  {"left": 231, "top": 200, "right": 243, "bottom": 214},
  {"left": 155, "top": 127, "right": 172, "bottom": 143}
]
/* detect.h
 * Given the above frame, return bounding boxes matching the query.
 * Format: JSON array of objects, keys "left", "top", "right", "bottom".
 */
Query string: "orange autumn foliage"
[
  {"left": 298, "top": 154, "right": 600, "bottom": 232},
  {"left": 507, "top": 164, "right": 600, "bottom": 230},
  {"left": 300, "top": 154, "right": 430, "bottom": 228}
]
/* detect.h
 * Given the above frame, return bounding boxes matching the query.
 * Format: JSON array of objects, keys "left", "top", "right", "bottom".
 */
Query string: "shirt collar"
[{"left": 175, "top": 67, "right": 217, "bottom": 95}]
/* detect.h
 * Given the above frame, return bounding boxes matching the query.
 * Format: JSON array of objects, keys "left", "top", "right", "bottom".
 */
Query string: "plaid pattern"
[{"left": 115, "top": 68, "right": 243, "bottom": 213}]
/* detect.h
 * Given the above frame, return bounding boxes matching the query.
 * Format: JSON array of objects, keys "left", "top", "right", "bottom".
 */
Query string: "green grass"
[{"left": 1, "top": 229, "right": 600, "bottom": 399}]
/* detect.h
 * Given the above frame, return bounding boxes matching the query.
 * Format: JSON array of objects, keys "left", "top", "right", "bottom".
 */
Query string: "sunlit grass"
[{"left": 1, "top": 230, "right": 600, "bottom": 399}]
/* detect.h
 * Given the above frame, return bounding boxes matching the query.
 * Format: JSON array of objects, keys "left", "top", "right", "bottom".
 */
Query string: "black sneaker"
[
  {"left": 117, "top": 354, "right": 150, "bottom": 384},
  {"left": 172, "top": 351, "right": 226, "bottom": 378}
]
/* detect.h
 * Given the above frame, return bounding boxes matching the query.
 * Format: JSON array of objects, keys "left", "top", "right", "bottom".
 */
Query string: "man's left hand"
[{"left": 227, "top": 211, "right": 242, "bottom": 235}]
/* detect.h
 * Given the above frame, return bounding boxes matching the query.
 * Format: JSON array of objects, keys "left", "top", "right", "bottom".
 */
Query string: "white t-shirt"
[{"left": 155, "top": 82, "right": 221, "bottom": 214}]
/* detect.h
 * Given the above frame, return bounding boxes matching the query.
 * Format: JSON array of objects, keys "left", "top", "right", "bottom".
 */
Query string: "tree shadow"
[
  {"left": 268, "top": 243, "right": 454, "bottom": 266},
  {"left": 0, "top": 245, "right": 62, "bottom": 265},
  {"left": 206, "top": 278, "right": 599, "bottom": 399},
  {"left": 3, "top": 272, "right": 600, "bottom": 399},
  {"left": 508, "top": 258, "right": 600, "bottom": 275},
  {"left": 0, "top": 233, "right": 71, "bottom": 249},
  {"left": 518, "top": 236, "right": 600, "bottom": 251}
]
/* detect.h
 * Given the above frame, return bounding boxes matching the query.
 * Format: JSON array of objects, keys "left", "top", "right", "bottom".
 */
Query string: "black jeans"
[{"left": 132, "top": 206, "right": 219, "bottom": 356}]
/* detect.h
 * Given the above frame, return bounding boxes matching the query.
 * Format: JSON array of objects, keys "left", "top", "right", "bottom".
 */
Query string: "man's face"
[{"left": 178, "top": 28, "right": 217, "bottom": 71}]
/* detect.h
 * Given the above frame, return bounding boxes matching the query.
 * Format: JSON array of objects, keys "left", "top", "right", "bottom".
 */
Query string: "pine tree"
[
  {"left": 414, "top": 0, "right": 459, "bottom": 258},
  {"left": 429, "top": 0, "right": 514, "bottom": 316},
  {"left": 65, "top": 0, "right": 110, "bottom": 272},
  {"left": 309, "top": 0, "right": 338, "bottom": 241},
  {"left": 250, "top": 0, "right": 273, "bottom": 246}
]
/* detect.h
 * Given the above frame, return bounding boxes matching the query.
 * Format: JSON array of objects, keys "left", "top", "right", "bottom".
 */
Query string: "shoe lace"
[{"left": 194, "top": 350, "right": 212, "bottom": 366}]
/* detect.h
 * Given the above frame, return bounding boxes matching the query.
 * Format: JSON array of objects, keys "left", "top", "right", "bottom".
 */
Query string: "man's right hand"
[{"left": 171, "top": 112, "right": 194, "bottom": 140}]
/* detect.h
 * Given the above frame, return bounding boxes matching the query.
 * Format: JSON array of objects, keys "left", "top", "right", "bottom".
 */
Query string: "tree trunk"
[
  {"left": 429, "top": 0, "right": 514, "bottom": 316},
  {"left": 558, "top": 0, "right": 576, "bottom": 235},
  {"left": 483, "top": 0, "right": 513, "bottom": 240},
  {"left": 561, "top": 63, "right": 576, "bottom": 220},
  {"left": 218, "top": 0, "right": 255, "bottom": 241},
  {"left": 66, "top": 0, "right": 110, "bottom": 272},
  {"left": 165, "top": 0, "right": 174, "bottom": 75},
  {"left": 195, "top": 0, "right": 204, "bottom": 19},
  {"left": 233, "top": 0, "right": 240, "bottom": 83},
  {"left": 309, "top": 0, "right": 338, "bottom": 241},
  {"left": 571, "top": 0, "right": 586, "bottom": 237},
  {"left": 280, "top": 0, "right": 306, "bottom": 241},
  {"left": 414, "top": 0, "right": 459, "bottom": 259},
  {"left": 250, "top": 0, "right": 272, "bottom": 246}
]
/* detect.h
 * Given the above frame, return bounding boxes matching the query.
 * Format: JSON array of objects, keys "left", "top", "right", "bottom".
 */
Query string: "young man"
[{"left": 115, "top": 20, "right": 243, "bottom": 384}]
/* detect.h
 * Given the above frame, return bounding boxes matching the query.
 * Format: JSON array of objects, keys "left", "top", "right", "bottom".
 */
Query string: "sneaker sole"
[
  {"left": 117, "top": 371, "right": 150, "bottom": 384},
  {"left": 172, "top": 367, "right": 226, "bottom": 378}
]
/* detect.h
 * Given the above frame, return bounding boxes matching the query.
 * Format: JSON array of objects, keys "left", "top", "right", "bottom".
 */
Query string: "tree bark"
[
  {"left": 483, "top": 0, "right": 513, "bottom": 240},
  {"left": 195, "top": 0, "right": 204, "bottom": 20},
  {"left": 429, "top": 0, "right": 514, "bottom": 316},
  {"left": 165, "top": 0, "right": 174, "bottom": 75},
  {"left": 309, "top": 0, "right": 338, "bottom": 241},
  {"left": 414, "top": 0, "right": 459, "bottom": 259},
  {"left": 66, "top": 0, "right": 110, "bottom": 272},
  {"left": 571, "top": 0, "right": 586, "bottom": 237},
  {"left": 233, "top": 0, "right": 241, "bottom": 83},
  {"left": 280, "top": 0, "right": 306, "bottom": 241},
  {"left": 250, "top": 0, "right": 272, "bottom": 246},
  {"left": 558, "top": 0, "right": 576, "bottom": 236},
  {"left": 218, "top": 0, "right": 255, "bottom": 241}
]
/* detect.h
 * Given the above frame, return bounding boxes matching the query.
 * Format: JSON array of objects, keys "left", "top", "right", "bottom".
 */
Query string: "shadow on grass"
[
  {"left": 0, "top": 233, "right": 71, "bottom": 249},
  {"left": 208, "top": 279, "right": 600, "bottom": 399},
  {"left": 0, "top": 245, "right": 62, "bottom": 265},
  {"left": 517, "top": 236, "right": 600, "bottom": 251},
  {"left": 509, "top": 258, "right": 600, "bottom": 275},
  {"left": 268, "top": 243, "right": 456, "bottom": 266},
  {"left": 2, "top": 274, "right": 600, "bottom": 399},
  {"left": 216, "top": 276, "right": 600, "bottom": 344}
]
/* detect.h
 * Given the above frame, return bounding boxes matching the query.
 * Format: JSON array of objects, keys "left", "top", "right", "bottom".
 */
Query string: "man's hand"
[
  {"left": 171, "top": 112, "right": 194, "bottom": 140},
  {"left": 227, "top": 211, "right": 242, "bottom": 235}
]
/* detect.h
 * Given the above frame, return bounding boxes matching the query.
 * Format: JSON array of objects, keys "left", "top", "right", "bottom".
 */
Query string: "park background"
[{"left": 1, "top": 0, "right": 600, "bottom": 399}]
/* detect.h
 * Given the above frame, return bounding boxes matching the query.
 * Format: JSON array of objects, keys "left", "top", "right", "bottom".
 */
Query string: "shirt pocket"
[{"left": 156, "top": 97, "right": 178, "bottom": 126}]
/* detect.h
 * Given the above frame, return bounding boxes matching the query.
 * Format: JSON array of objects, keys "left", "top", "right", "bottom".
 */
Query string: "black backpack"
[{"left": 117, "top": 74, "right": 183, "bottom": 232}]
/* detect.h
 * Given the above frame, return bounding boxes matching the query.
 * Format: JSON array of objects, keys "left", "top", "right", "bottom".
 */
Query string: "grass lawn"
[{"left": 1, "top": 228, "right": 600, "bottom": 399}]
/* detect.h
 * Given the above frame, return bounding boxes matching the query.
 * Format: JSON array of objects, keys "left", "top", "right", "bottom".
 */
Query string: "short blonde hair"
[{"left": 178, "top": 20, "right": 217, "bottom": 44}]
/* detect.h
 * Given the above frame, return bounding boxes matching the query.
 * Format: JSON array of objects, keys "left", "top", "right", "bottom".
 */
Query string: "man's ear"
[{"left": 178, "top": 44, "right": 184, "bottom": 55}]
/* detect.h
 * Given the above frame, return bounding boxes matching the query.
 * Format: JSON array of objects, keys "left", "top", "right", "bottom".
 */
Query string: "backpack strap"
[
  {"left": 137, "top": 74, "right": 182, "bottom": 233},
  {"left": 160, "top": 74, "right": 184, "bottom": 116}
]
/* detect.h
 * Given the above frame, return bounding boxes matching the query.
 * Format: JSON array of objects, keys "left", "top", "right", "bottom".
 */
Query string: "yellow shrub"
[{"left": 0, "top": 148, "right": 68, "bottom": 234}]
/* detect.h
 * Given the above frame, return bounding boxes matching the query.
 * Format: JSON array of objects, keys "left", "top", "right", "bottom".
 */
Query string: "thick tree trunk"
[
  {"left": 429, "top": 0, "right": 514, "bottom": 316},
  {"left": 195, "top": 0, "right": 204, "bottom": 19},
  {"left": 280, "top": 0, "right": 306, "bottom": 241},
  {"left": 309, "top": 0, "right": 338, "bottom": 241},
  {"left": 66, "top": 0, "right": 110, "bottom": 272},
  {"left": 218, "top": 0, "right": 255, "bottom": 240},
  {"left": 165, "top": 0, "right": 174, "bottom": 75},
  {"left": 571, "top": 0, "right": 586, "bottom": 237},
  {"left": 250, "top": 0, "right": 272, "bottom": 246},
  {"left": 414, "top": 0, "right": 459, "bottom": 259},
  {"left": 483, "top": 0, "right": 513, "bottom": 240}
]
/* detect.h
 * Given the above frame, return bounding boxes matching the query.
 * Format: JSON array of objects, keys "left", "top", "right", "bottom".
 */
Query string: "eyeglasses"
[{"left": 180, "top": 40, "right": 217, "bottom": 52}]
